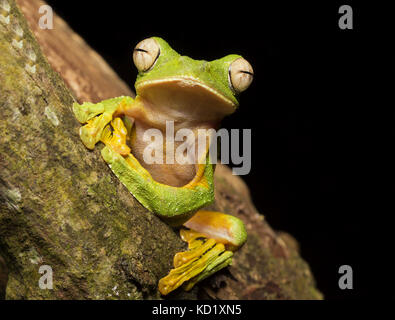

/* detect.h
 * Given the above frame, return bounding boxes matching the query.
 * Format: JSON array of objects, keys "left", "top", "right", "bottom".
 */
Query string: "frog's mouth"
[{"left": 135, "top": 76, "right": 237, "bottom": 121}]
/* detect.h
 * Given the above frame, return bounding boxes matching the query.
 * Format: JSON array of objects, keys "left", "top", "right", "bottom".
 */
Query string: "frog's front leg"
[
  {"left": 158, "top": 210, "right": 247, "bottom": 295},
  {"left": 73, "top": 96, "right": 134, "bottom": 150}
]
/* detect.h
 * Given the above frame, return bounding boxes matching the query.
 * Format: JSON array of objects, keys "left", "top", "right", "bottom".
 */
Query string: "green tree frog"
[{"left": 73, "top": 37, "right": 254, "bottom": 295}]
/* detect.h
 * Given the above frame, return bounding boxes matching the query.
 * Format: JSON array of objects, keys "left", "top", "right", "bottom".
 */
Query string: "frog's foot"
[
  {"left": 158, "top": 229, "right": 233, "bottom": 295},
  {"left": 72, "top": 96, "right": 133, "bottom": 149},
  {"left": 100, "top": 118, "right": 131, "bottom": 156},
  {"left": 158, "top": 210, "right": 247, "bottom": 295}
]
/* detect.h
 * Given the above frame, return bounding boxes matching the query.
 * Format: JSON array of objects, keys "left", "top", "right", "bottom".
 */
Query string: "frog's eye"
[
  {"left": 133, "top": 38, "right": 160, "bottom": 72},
  {"left": 229, "top": 58, "right": 254, "bottom": 93}
]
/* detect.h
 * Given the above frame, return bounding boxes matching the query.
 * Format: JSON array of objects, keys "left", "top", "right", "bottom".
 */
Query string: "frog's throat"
[
  {"left": 101, "top": 146, "right": 215, "bottom": 226},
  {"left": 135, "top": 76, "right": 237, "bottom": 109}
]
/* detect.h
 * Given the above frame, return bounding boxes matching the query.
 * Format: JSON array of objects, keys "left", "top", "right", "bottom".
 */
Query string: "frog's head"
[{"left": 132, "top": 37, "right": 253, "bottom": 122}]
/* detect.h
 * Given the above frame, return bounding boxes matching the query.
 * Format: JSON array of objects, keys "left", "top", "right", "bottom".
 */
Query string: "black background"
[{"left": 45, "top": 0, "right": 394, "bottom": 299}]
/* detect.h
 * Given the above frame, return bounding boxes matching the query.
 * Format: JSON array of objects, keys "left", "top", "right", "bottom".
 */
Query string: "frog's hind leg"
[
  {"left": 73, "top": 96, "right": 133, "bottom": 150},
  {"left": 158, "top": 210, "right": 247, "bottom": 295}
]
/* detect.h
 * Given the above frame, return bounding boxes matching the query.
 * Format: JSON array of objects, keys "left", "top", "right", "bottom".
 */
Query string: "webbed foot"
[
  {"left": 158, "top": 211, "right": 247, "bottom": 295},
  {"left": 100, "top": 118, "right": 131, "bottom": 156},
  {"left": 73, "top": 96, "right": 133, "bottom": 149},
  {"left": 158, "top": 229, "right": 234, "bottom": 295}
]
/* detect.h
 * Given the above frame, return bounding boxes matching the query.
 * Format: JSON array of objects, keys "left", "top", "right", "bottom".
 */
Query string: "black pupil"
[{"left": 240, "top": 70, "right": 253, "bottom": 76}]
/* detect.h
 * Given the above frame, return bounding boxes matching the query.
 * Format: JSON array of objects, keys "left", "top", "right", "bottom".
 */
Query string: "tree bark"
[{"left": 0, "top": 0, "right": 322, "bottom": 299}]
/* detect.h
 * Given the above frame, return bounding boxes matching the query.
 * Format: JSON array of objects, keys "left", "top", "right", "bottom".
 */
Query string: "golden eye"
[
  {"left": 133, "top": 38, "right": 160, "bottom": 72},
  {"left": 229, "top": 58, "right": 254, "bottom": 93}
]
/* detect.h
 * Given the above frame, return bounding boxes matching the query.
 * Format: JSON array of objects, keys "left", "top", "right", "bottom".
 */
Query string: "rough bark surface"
[{"left": 0, "top": 0, "right": 323, "bottom": 299}]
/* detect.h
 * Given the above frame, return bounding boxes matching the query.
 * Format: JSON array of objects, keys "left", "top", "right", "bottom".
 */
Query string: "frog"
[{"left": 72, "top": 37, "right": 254, "bottom": 295}]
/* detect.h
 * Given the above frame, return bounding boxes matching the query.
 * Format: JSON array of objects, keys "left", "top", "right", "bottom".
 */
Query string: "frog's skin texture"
[{"left": 73, "top": 37, "right": 253, "bottom": 295}]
